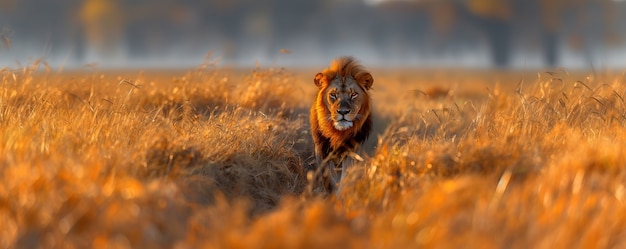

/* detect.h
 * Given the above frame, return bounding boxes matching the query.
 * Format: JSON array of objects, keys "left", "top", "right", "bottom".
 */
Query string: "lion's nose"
[{"left": 337, "top": 109, "right": 349, "bottom": 115}]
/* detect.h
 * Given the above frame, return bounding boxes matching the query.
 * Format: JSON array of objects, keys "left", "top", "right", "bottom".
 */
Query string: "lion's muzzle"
[
  {"left": 332, "top": 100, "right": 356, "bottom": 130},
  {"left": 333, "top": 119, "right": 353, "bottom": 131}
]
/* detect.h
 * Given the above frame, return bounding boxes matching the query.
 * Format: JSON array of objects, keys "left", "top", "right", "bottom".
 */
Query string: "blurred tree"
[
  {"left": 123, "top": 0, "right": 197, "bottom": 58},
  {"left": 467, "top": 0, "right": 512, "bottom": 20},
  {"left": 78, "top": 0, "right": 213, "bottom": 62},
  {"left": 563, "top": 0, "right": 621, "bottom": 66},
  {"left": 465, "top": 0, "right": 514, "bottom": 67},
  {"left": 537, "top": 0, "right": 564, "bottom": 66},
  {"left": 266, "top": 0, "right": 322, "bottom": 58},
  {"left": 381, "top": 0, "right": 621, "bottom": 68},
  {"left": 79, "top": 0, "right": 125, "bottom": 60}
]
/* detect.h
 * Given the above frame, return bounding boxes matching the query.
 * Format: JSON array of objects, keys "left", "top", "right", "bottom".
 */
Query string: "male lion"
[{"left": 309, "top": 56, "right": 373, "bottom": 193}]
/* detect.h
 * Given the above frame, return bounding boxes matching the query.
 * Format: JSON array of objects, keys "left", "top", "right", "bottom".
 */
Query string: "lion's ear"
[
  {"left": 358, "top": 73, "right": 373, "bottom": 90},
  {"left": 314, "top": 73, "right": 325, "bottom": 89}
]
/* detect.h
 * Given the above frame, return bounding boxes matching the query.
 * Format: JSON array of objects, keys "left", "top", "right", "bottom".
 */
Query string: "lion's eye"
[
  {"left": 330, "top": 92, "right": 337, "bottom": 99},
  {"left": 351, "top": 92, "right": 358, "bottom": 99}
]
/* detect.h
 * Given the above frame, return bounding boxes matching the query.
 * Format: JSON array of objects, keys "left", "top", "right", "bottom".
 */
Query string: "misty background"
[{"left": 1, "top": 0, "right": 626, "bottom": 69}]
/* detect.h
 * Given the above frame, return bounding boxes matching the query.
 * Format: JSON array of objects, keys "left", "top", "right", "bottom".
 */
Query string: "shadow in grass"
[
  {"left": 140, "top": 127, "right": 313, "bottom": 215},
  {"left": 362, "top": 113, "right": 393, "bottom": 157}
]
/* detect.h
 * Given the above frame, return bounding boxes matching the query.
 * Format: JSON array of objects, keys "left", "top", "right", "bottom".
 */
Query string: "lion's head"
[{"left": 313, "top": 57, "right": 373, "bottom": 133}]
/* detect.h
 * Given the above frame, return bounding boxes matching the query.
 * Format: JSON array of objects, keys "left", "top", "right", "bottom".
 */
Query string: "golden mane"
[{"left": 321, "top": 56, "right": 370, "bottom": 83}]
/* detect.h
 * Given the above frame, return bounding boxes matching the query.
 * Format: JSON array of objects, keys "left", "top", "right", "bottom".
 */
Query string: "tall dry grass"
[{"left": 2, "top": 62, "right": 626, "bottom": 248}]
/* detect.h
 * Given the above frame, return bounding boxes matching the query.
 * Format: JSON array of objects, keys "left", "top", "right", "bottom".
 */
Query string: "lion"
[{"left": 308, "top": 56, "right": 373, "bottom": 193}]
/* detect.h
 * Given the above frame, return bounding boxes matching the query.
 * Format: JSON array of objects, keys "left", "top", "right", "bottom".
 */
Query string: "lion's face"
[
  {"left": 315, "top": 72, "right": 373, "bottom": 131},
  {"left": 325, "top": 77, "right": 366, "bottom": 130}
]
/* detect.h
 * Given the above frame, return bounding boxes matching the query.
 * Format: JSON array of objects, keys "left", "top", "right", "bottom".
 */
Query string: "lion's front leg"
[
  {"left": 323, "top": 151, "right": 350, "bottom": 191},
  {"left": 305, "top": 159, "right": 334, "bottom": 194},
  {"left": 307, "top": 151, "right": 344, "bottom": 195},
  {"left": 306, "top": 150, "right": 336, "bottom": 195},
  {"left": 328, "top": 158, "right": 342, "bottom": 187},
  {"left": 333, "top": 142, "right": 361, "bottom": 183}
]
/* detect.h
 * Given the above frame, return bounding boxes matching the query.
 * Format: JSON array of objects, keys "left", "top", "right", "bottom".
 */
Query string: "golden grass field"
[{"left": 3, "top": 60, "right": 626, "bottom": 248}]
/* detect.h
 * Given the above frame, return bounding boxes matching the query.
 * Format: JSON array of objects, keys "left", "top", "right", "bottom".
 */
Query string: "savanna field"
[{"left": 4, "top": 60, "right": 626, "bottom": 248}]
